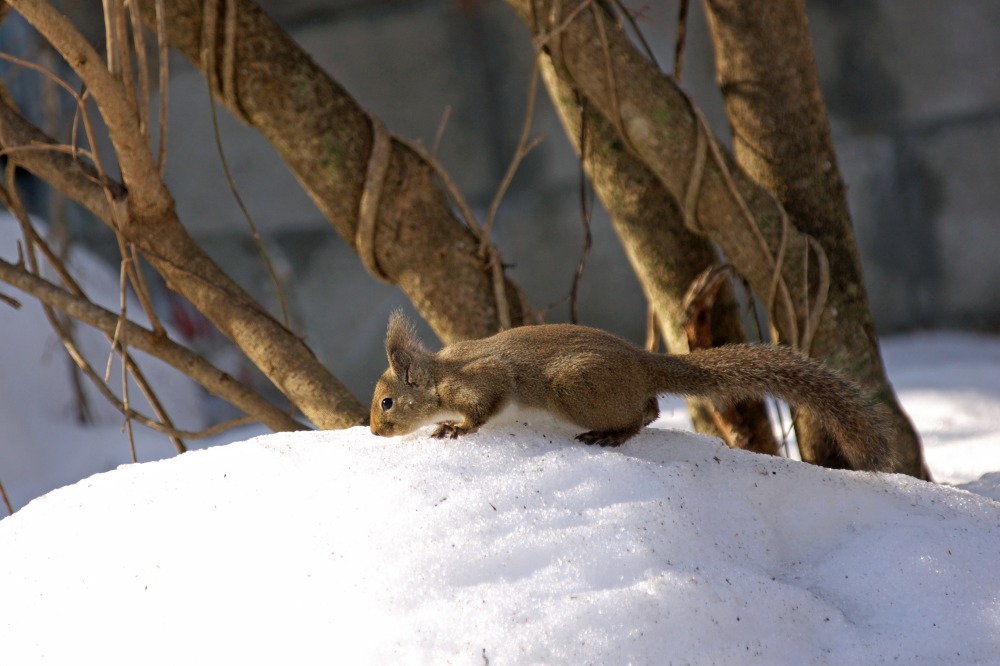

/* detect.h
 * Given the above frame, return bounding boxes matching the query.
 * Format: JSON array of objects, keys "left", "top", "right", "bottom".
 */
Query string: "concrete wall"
[{"left": 4, "top": 0, "right": 1000, "bottom": 400}]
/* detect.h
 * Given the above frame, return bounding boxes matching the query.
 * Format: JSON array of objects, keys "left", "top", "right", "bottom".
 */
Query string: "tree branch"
[
  {"left": 702, "top": 0, "right": 926, "bottom": 477},
  {"left": 537, "top": 51, "right": 777, "bottom": 453},
  {"left": 132, "top": 0, "right": 531, "bottom": 342},
  {"left": 1, "top": 5, "right": 367, "bottom": 428},
  {"left": 509, "top": 0, "right": 812, "bottom": 346},
  {"left": 0, "top": 257, "right": 308, "bottom": 433}
]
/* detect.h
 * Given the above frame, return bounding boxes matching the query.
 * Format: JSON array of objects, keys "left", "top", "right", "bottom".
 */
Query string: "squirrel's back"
[{"left": 451, "top": 327, "right": 894, "bottom": 471}]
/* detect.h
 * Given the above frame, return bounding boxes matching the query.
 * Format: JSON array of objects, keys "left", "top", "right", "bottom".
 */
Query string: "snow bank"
[
  {"left": 883, "top": 331, "right": 1000, "bottom": 488},
  {"left": 1, "top": 416, "right": 998, "bottom": 664}
]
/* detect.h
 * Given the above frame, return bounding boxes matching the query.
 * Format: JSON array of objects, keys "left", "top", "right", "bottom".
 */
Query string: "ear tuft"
[{"left": 385, "top": 311, "right": 428, "bottom": 383}]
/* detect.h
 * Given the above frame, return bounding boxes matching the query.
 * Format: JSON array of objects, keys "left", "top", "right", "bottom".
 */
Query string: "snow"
[
  {"left": 2, "top": 212, "right": 1000, "bottom": 663},
  {"left": 2, "top": 422, "right": 999, "bottom": 664}
]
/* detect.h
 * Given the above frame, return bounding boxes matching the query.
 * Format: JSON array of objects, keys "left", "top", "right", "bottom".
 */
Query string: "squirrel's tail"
[{"left": 651, "top": 344, "right": 894, "bottom": 472}]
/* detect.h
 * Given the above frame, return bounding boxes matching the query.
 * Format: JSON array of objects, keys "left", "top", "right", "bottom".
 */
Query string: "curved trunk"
[
  {"left": 702, "top": 0, "right": 928, "bottom": 477},
  {"left": 538, "top": 60, "right": 777, "bottom": 454},
  {"left": 135, "top": 0, "right": 530, "bottom": 343}
]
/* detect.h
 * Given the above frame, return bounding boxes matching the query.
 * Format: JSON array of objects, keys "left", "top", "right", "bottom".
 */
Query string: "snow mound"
[
  {"left": 2, "top": 420, "right": 999, "bottom": 664},
  {"left": 882, "top": 331, "right": 1000, "bottom": 486}
]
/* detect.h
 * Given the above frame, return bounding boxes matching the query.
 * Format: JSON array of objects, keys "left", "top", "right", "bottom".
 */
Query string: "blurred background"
[{"left": 3, "top": 0, "right": 1000, "bottom": 401}]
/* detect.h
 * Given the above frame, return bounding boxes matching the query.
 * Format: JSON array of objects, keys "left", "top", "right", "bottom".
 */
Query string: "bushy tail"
[{"left": 651, "top": 344, "right": 894, "bottom": 472}]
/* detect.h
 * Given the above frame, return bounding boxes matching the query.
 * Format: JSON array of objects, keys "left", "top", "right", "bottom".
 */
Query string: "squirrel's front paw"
[{"left": 432, "top": 423, "right": 468, "bottom": 439}]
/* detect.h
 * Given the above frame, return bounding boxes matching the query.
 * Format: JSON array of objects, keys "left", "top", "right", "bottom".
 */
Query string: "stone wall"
[{"left": 4, "top": 0, "right": 1000, "bottom": 399}]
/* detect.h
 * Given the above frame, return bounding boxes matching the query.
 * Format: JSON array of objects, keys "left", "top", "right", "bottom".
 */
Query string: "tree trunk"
[
  {"left": 134, "top": 0, "right": 530, "bottom": 343},
  {"left": 508, "top": 0, "right": 923, "bottom": 474},
  {"left": 538, "top": 60, "right": 777, "bottom": 454},
  {"left": 702, "top": 0, "right": 929, "bottom": 478}
]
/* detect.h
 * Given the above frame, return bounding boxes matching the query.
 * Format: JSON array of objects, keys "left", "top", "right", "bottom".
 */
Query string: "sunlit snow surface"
[
  {"left": 3, "top": 214, "right": 1000, "bottom": 663},
  {"left": 883, "top": 331, "right": 1000, "bottom": 491},
  {"left": 1, "top": 416, "right": 999, "bottom": 664}
]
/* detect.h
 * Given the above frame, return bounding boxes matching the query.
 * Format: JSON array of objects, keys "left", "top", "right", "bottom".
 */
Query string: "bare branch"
[
  {"left": 201, "top": 0, "right": 291, "bottom": 328},
  {"left": 480, "top": 60, "right": 543, "bottom": 258},
  {"left": 39, "top": 305, "right": 252, "bottom": 441},
  {"left": 0, "top": 8, "right": 367, "bottom": 427},
  {"left": 0, "top": 257, "right": 308, "bottom": 433},
  {"left": 154, "top": 0, "right": 168, "bottom": 173},
  {"left": 0, "top": 479, "right": 11, "bottom": 516},
  {"left": 10, "top": 0, "right": 169, "bottom": 217},
  {"left": 3, "top": 173, "right": 185, "bottom": 452},
  {"left": 511, "top": 0, "right": 811, "bottom": 346},
  {"left": 673, "top": 0, "right": 689, "bottom": 80},
  {"left": 1, "top": 291, "right": 22, "bottom": 309},
  {"left": 131, "top": 0, "right": 531, "bottom": 342},
  {"left": 569, "top": 94, "right": 592, "bottom": 324}
]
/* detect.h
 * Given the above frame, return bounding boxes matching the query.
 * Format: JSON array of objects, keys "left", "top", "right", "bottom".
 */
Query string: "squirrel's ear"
[
  {"left": 389, "top": 348, "right": 413, "bottom": 380},
  {"left": 385, "top": 311, "right": 430, "bottom": 386},
  {"left": 389, "top": 348, "right": 433, "bottom": 388}
]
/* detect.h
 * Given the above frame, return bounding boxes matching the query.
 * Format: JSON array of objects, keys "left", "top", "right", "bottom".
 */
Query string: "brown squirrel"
[{"left": 370, "top": 312, "right": 893, "bottom": 472}]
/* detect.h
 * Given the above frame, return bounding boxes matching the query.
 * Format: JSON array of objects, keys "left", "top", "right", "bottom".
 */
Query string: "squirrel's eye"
[{"left": 381, "top": 397, "right": 394, "bottom": 411}]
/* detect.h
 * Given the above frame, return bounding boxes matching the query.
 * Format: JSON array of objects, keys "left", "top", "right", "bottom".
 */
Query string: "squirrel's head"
[{"left": 370, "top": 312, "right": 440, "bottom": 437}]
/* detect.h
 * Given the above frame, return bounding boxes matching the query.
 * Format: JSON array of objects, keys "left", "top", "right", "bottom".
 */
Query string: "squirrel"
[{"left": 369, "top": 312, "right": 894, "bottom": 472}]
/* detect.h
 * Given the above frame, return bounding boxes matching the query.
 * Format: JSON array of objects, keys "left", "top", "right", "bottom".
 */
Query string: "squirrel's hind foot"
[{"left": 576, "top": 427, "right": 639, "bottom": 447}]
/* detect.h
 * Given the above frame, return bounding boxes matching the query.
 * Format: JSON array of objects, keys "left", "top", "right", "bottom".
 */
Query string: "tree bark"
[
  {"left": 134, "top": 0, "right": 530, "bottom": 343},
  {"left": 538, "top": 60, "right": 777, "bottom": 454},
  {"left": 507, "top": 0, "right": 920, "bottom": 474},
  {"left": 702, "top": 0, "right": 928, "bottom": 477}
]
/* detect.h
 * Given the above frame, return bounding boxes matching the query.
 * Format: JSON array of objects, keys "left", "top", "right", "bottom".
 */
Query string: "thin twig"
[
  {"left": 569, "top": 93, "right": 592, "bottom": 324},
  {"left": 126, "top": 0, "right": 151, "bottom": 139},
  {"left": 0, "top": 291, "right": 21, "bottom": 308},
  {"left": 395, "top": 135, "right": 513, "bottom": 328},
  {"left": 41, "top": 300, "right": 251, "bottom": 440},
  {"left": 8, "top": 176, "right": 178, "bottom": 450},
  {"left": 44, "top": 308, "right": 252, "bottom": 439},
  {"left": 117, "top": 254, "right": 138, "bottom": 463},
  {"left": 403, "top": 138, "right": 481, "bottom": 235},
  {"left": 801, "top": 236, "right": 830, "bottom": 354},
  {"left": 533, "top": 0, "right": 590, "bottom": 53},
  {"left": 0, "top": 52, "right": 89, "bottom": 109},
  {"left": 0, "top": 255, "right": 308, "bottom": 433},
  {"left": 126, "top": 244, "right": 166, "bottom": 336},
  {"left": 674, "top": 0, "right": 689, "bottom": 80},
  {"left": 154, "top": 0, "right": 169, "bottom": 174},
  {"left": 3, "top": 171, "right": 182, "bottom": 452},
  {"left": 479, "top": 58, "right": 543, "bottom": 259},
  {"left": 611, "top": 0, "right": 659, "bottom": 68},
  {"left": 201, "top": 0, "right": 292, "bottom": 328},
  {"left": 0, "top": 50, "right": 107, "bottom": 195},
  {"left": 431, "top": 104, "right": 452, "bottom": 157},
  {"left": 112, "top": 0, "right": 138, "bottom": 121},
  {"left": 0, "top": 479, "right": 12, "bottom": 516},
  {"left": 0, "top": 142, "right": 100, "bottom": 166},
  {"left": 102, "top": 0, "right": 120, "bottom": 77}
]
